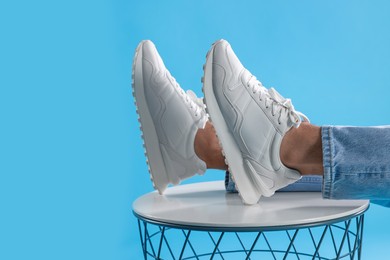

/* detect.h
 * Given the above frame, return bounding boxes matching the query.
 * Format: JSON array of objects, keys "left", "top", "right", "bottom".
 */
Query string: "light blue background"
[{"left": 1, "top": 0, "right": 390, "bottom": 259}]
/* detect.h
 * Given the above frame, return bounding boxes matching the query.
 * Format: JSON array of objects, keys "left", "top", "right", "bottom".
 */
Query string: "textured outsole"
[
  {"left": 202, "top": 40, "right": 262, "bottom": 205},
  {"left": 132, "top": 41, "right": 169, "bottom": 194}
]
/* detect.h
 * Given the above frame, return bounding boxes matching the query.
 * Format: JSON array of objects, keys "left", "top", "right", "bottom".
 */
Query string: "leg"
[
  {"left": 280, "top": 122, "right": 324, "bottom": 175},
  {"left": 321, "top": 126, "right": 390, "bottom": 200},
  {"left": 201, "top": 40, "right": 390, "bottom": 203},
  {"left": 218, "top": 121, "right": 390, "bottom": 201},
  {"left": 194, "top": 121, "right": 227, "bottom": 170}
]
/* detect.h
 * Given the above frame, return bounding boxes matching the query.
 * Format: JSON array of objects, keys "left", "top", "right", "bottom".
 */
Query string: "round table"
[{"left": 133, "top": 181, "right": 369, "bottom": 259}]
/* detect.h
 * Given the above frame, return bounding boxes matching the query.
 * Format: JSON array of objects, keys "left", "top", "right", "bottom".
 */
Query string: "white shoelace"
[
  {"left": 247, "top": 76, "right": 309, "bottom": 127},
  {"left": 186, "top": 90, "right": 207, "bottom": 117},
  {"left": 168, "top": 73, "right": 206, "bottom": 120}
]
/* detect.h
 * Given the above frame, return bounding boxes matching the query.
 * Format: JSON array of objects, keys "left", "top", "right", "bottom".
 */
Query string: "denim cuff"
[
  {"left": 320, "top": 125, "right": 390, "bottom": 201},
  {"left": 225, "top": 172, "right": 323, "bottom": 193},
  {"left": 321, "top": 126, "right": 333, "bottom": 199}
]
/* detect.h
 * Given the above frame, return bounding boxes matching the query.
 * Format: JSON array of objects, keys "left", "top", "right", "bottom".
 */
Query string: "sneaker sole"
[
  {"left": 202, "top": 40, "right": 262, "bottom": 205},
  {"left": 132, "top": 41, "right": 169, "bottom": 194}
]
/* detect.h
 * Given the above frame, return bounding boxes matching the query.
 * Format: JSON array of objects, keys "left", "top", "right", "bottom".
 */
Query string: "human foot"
[
  {"left": 202, "top": 39, "right": 309, "bottom": 204},
  {"left": 132, "top": 40, "right": 208, "bottom": 194}
]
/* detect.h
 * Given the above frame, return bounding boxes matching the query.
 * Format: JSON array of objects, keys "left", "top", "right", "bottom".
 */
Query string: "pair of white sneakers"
[{"left": 132, "top": 40, "right": 309, "bottom": 205}]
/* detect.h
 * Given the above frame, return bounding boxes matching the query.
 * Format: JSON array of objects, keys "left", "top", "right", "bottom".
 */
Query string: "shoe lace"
[
  {"left": 247, "top": 76, "right": 309, "bottom": 127},
  {"left": 185, "top": 90, "right": 207, "bottom": 119},
  {"left": 168, "top": 73, "right": 206, "bottom": 119}
]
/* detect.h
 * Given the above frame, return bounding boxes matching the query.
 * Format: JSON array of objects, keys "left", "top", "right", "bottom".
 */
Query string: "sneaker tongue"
[
  {"left": 268, "top": 88, "right": 310, "bottom": 128},
  {"left": 186, "top": 90, "right": 205, "bottom": 110},
  {"left": 186, "top": 90, "right": 208, "bottom": 129}
]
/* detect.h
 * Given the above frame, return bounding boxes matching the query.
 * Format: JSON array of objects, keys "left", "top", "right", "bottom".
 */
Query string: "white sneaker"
[
  {"left": 132, "top": 40, "right": 208, "bottom": 194},
  {"left": 202, "top": 40, "right": 309, "bottom": 204}
]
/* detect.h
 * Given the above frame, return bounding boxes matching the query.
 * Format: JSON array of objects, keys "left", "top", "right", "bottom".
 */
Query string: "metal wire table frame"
[{"left": 134, "top": 210, "right": 366, "bottom": 260}]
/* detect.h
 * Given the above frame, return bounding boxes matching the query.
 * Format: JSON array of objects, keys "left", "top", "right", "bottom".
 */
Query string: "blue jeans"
[{"left": 225, "top": 125, "right": 390, "bottom": 207}]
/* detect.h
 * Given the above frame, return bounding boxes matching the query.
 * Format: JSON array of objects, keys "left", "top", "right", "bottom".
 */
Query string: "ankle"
[
  {"left": 194, "top": 122, "right": 227, "bottom": 170},
  {"left": 280, "top": 123, "right": 324, "bottom": 175}
]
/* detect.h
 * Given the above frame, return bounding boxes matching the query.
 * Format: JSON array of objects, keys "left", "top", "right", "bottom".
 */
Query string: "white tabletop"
[{"left": 133, "top": 181, "right": 369, "bottom": 231}]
